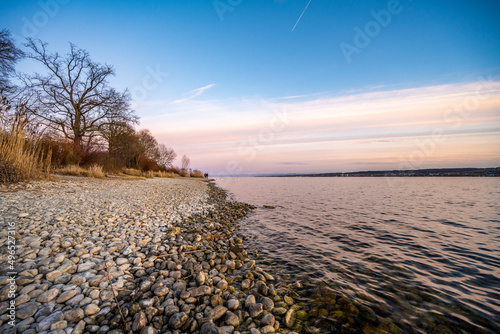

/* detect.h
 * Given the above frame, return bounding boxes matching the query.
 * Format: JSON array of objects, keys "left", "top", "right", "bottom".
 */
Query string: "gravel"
[{"left": 0, "top": 176, "right": 304, "bottom": 333}]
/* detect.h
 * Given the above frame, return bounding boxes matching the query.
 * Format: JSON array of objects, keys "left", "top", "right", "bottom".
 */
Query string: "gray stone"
[
  {"left": 164, "top": 305, "right": 180, "bottom": 316},
  {"left": 16, "top": 302, "right": 39, "bottom": 320},
  {"left": 46, "top": 270, "right": 62, "bottom": 282},
  {"left": 285, "top": 308, "right": 295, "bottom": 328},
  {"left": 261, "top": 313, "right": 275, "bottom": 326},
  {"left": 245, "top": 295, "right": 256, "bottom": 307},
  {"left": 200, "top": 322, "right": 223, "bottom": 334},
  {"left": 84, "top": 303, "right": 100, "bottom": 315},
  {"left": 36, "top": 288, "right": 60, "bottom": 303},
  {"left": 248, "top": 303, "right": 263, "bottom": 318},
  {"left": 53, "top": 275, "right": 71, "bottom": 285},
  {"left": 34, "top": 302, "right": 55, "bottom": 319},
  {"left": 132, "top": 311, "right": 147, "bottom": 331},
  {"left": 208, "top": 305, "right": 227, "bottom": 321},
  {"left": 73, "top": 320, "right": 86, "bottom": 334},
  {"left": 100, "top": 289, "right": 114, "bottom": 301},
  {"left": 241, "top": 279, "right": 251, "bottom": 290},
  {"left": 225, "top": 311, "right": 240, "bottom": 326},
  {"left": 140, "top": 326, "right": 158, "bottom": 334},
  {"left": 77, "top": 262, "right": 95, "bottom": 272},
  {"left": 260, "top": 325, "right": 275, "bottom": 333},
  {"left": 153, "top": 286, "right": 169, "bottom": 296},
  {"left": 139, "top": 297, "right": 155, "bottom": 308},
  {"left": 66, "top": 294, "right": 84, "bottom": 307},
  {"left": 50, "top": 320, "right": 68, "bottom": 330},
  {"left": 64, "top": 308, "right": 84, "bottom": 323},
  {"left": 56, "top": 290, "right": 77, "bottom": 303},
  {"left": 216, "top": 279, "right": 228, "bottom": 291},
  {"left": 36, "top": 311, "right": 64, "bottom": 332},
  {"left": 272, "top": 307, "right": 287, "bottom": 316},
  {"left": 227, "top": 298, "right": 239, "bottom": 311},
  {"left": 196, "top": 271, "right": 206, "bottom": 285},
  {"left": 261, "top": 297, "right": 274, "bottom": 311},
  {"left": 190, "top": 285, "right": 211, "bottom": 297}
]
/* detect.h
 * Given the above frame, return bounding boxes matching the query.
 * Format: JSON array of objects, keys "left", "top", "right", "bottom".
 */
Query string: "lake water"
[{"left": 215, "top": 177, "right": 500, "bottom": 333}]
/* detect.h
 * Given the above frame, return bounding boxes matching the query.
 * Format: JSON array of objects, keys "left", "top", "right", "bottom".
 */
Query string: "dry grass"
[
  {"left": 122, "top": 168, "right": 142, "bottom": 176},
  {"left": 88, "top": 165, "right": 105, "bottom": 178},
  {"left": 56, "top": 164, "right": 105, "bottom": 178},
  {"left": 121, "top": 168, "right": 178, "bottom": 179},
  {"left": 154, "top": 171, "right": 177, "bottom": 178},
  {"left": 191, "top": 169, "right": 204, "bottom": 178},
  {"left": 0, "top": 118, "right": 51, "bottom": 184}
]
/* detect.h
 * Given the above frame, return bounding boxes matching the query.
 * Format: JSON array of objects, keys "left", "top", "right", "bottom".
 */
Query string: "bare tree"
[
  {"left": 136, "top": 129, "right": 159, "bottom": 162},
  {"left": 19, "top": 39, "right": 137, "bottom": 160},
  {"left": 0, "top": 29, "right": 24, "bottom": 92},
  {"left": 158, "top": 144, "right": 176, "bottom": 169},
  {"left": 181, "top": 155, "right": 190, "bottom": 170}
]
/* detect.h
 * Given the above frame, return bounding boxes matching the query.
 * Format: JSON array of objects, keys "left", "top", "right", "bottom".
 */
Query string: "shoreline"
[{"left": 0, "top": 176, "right": 310, "bottom": 334}]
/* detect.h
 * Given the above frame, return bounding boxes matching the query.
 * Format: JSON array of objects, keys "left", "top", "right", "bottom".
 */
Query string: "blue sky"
[{"left": 1, "top": 0, "right": 500, "bottom": 175}]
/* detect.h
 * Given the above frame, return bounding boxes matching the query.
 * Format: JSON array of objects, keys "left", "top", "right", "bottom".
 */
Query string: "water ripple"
[{"left": 217, "top": 177, "right": 500, "bottom": 333}]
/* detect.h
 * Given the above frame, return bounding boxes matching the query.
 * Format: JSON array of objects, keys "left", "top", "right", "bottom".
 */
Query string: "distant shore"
[{"left": 270, "top": 166, "right": 500, "bottom": 177}]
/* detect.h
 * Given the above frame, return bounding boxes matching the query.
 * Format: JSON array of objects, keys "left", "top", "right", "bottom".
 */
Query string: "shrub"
[
  {"left": 179, "top": 168, "right": 190, "bottom": 177},
  {"left": 41, "top": 136, "right": 77, "bottom": 167},
  {"left": 138, "top": 156, "right": 160, "bottom": 172},
  {"left": 87, "top": 164, "right": 105, "bottom": 178},
  {"left": 190, "top": 169, "right": 204, "bottom": 178}
]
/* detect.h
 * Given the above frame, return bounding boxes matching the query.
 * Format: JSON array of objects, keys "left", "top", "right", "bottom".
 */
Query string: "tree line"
[{"left": 0, "top": 29, "right": 198, "bottom": 178}]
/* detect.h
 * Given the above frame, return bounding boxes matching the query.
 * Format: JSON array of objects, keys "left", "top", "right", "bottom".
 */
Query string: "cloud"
[
  {"left": 171, "top": 84, "right": 216, "bottom": 104},
  {"left": 140, "top": 79, "right": 500, "bottom": 174},
  {"left": 276, "top": 162, "right": 309, "bottom": 165}
]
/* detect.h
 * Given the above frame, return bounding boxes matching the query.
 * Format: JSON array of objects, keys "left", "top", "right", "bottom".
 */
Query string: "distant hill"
[{"left": 270, "top": 167, "right": 500, "bottom": 177}]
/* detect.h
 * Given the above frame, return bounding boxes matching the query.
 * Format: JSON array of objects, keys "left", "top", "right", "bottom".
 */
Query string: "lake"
[{"left": 215, "top": 177, "right": 500, "bottom": 333}]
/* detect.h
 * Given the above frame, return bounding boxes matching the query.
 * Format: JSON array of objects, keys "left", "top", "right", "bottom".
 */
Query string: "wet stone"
[
  {"left": 169, "top": 312, "right": 188, "bottom": 329},
  {"left": 132, "top": 311, "right": 147, "bottom": 331},
  {"left": 200, "top": 322, "right": 222, "bottom": 334},
  {"left": 227, "top": 298, "right": 239, "bottom": 310},
  {"left": 208, "top": 305, "right": 228, "bottom": 321},
  {"left": 248, "top": 303, "right": 263, "bottom": 318}
]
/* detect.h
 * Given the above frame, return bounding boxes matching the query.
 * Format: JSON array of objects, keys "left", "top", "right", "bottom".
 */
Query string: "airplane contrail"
[{"left": 292, "top": 0, "right": 313, "bottom": 32}]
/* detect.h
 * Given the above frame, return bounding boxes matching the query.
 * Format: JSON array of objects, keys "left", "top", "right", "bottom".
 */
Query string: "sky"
[{"left": 1, "top": 0, "right": 500, "bottom": 175}]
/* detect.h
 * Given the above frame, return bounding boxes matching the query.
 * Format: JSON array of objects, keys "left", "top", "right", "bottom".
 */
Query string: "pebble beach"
[{"left": 0, "top": 176, "right": 315, "bottom": 334}]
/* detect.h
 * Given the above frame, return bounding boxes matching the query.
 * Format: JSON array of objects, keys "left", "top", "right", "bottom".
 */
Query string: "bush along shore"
[{"left": 0, "top": 177, "right": 330, "bottom": 334}]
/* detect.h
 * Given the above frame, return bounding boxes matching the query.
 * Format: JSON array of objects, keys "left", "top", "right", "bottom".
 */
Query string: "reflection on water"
[{"left": 216, "top": 177, "right": 500, "bottom": 333}]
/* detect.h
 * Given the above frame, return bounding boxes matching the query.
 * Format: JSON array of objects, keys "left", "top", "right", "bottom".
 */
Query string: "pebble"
[
  {"left": 169, "top": 312, "right": 188, "bottom": 329},
  {"left": 36, "top": 288, "right": 60, "bottom": 303},
  {"left": 208, "top": 305, "right": 228, "bottom": 321},
  {"left": 36, "top": 311, "right": 64, "bottom": 332},
  {"left": 84, "top": 304, "right": 100, "bottom": 315},
  {"left": 227, "top": 298, "right": 240, "bottom": 310},
  {"left": 16, "top": 302, "right": 39, "bottom": 319}
]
